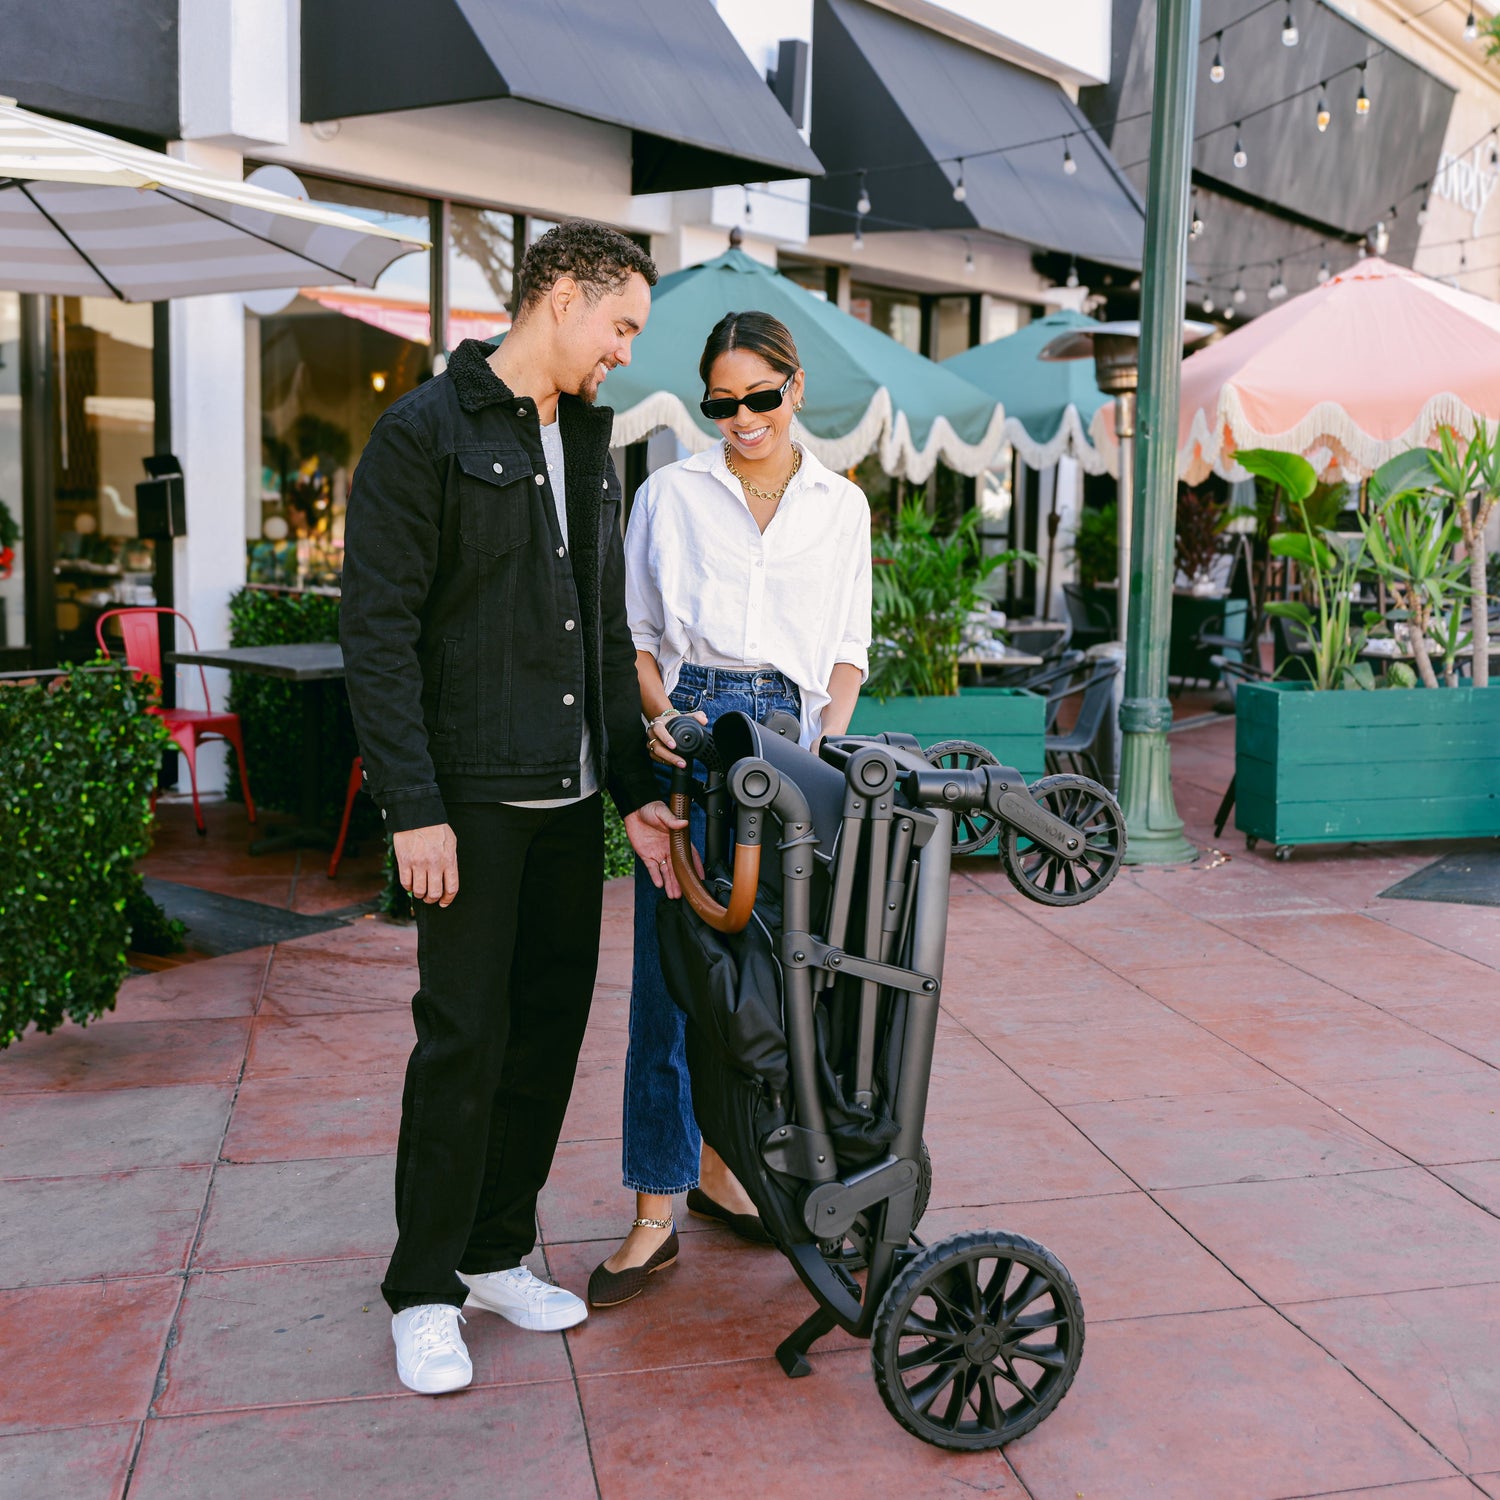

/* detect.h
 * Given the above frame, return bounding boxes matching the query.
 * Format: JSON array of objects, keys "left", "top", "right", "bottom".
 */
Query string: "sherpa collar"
[{"left": 445, "top": 338, "right": 616, "bottom": 437}]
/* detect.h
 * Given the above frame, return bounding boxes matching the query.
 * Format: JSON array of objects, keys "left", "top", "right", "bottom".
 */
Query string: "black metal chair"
[
  {"left": 1062, "top": 584, "right": 1117, "bottom": 652},
  {"left": 1045, "top": 661, "right": 1120, "bottom": 781}
]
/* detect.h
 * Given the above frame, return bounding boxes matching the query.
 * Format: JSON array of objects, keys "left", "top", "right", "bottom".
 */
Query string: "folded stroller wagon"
[{"left": 657, "top": 712, "right": 1126, "bottom": 1451}]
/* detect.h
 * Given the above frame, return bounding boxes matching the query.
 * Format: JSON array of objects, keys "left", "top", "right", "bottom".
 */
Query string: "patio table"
[{"left": 166, "top": 642, "right": 345, "bottom": 855}]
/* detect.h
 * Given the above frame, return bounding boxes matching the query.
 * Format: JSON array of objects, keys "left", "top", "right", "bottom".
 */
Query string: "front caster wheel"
[
  {"left": 924, "top": 741, "right": 1001, "bottom": 854},
  {"left": 1275, "top": 844, "right": 1293, "bottom": 862},
  {"left": 1000, "top": 774, "right": 1126, "bottom": 907},
  {"left": 871, "top": 1229, "right": 1084, "bottom": 1450}
]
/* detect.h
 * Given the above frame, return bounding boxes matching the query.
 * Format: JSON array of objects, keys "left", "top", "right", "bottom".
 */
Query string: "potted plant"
[
  {"left": 1232, "top": 447, "right": 1500, "bottom": 852},
  {"left": 850, "top": 498, "right": 1044, "bottom": 777}
]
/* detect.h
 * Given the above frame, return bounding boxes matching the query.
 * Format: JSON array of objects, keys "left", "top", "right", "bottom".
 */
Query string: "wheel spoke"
[
  {"left": 907, "top": 1356, "right": 966, "bottom": 1415},
  {"left": 993, "top": 1355, "right": 1041, "bottom": 1406},
  {"left": 1003, "top": 1270, "right": 1054, "bottom": 1321},
  {"left": 902, "top": 1308, "right": 963, "bottom": 1342},
  {"left": 897, "top": 1337, "right": 960, "bottom": 1372},
  {"left": 941, "top": 1365, "right": 982, "bottom": 1430},
  {"left": 962, "top": 1256, "right": 983, "bottom": 1316},
  {"left": 982, "top": 1257, "right": 1015, "bottom": 1319},
  {"left": 976, "top": 1368, "right": 1007, "bottom": 1430},
  {"left": 1011, "top": 1307, "right": 1069, "bottom": 1335},
  {"left": 1008, "top": 1338, "right": 1069, "bottom": 1370}
]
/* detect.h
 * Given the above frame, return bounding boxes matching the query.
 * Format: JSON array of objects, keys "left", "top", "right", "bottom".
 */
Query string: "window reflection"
[{"left": 447, "top": 205, "right": 515, "bottom": 347}]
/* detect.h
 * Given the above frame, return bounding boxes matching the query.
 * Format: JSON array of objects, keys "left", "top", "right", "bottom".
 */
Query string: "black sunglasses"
[{"left": 699, "top": 374, "right": 793, "bottom": 422}]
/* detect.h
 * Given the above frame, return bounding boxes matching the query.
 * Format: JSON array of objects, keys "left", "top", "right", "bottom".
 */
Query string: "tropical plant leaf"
[
  {"left": 1235, "top": 448, "right": 1319, "bottom": 506},
  {"left": 1263, "top": 599, "right": 1315, "bottom": 629},
  {"left": 1369, "top": 448, "right": 1439, "bottom": 506}
]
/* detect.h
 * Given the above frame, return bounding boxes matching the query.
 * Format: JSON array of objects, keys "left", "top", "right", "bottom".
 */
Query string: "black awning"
[
  {"left": 301, "top": 0, "right": 823, "bottom": 195},
  {"left": 809, "top": 0, "right": 1144, "bottom": 268}
]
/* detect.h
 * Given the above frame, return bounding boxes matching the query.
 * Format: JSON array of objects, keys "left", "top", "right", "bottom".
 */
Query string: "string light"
[
  {"left": 1210, "top": 32, "right": 1225, "bottom": 82},
  {"left": 952, "top": 159, "right": 967, "bottom": 203},
  {"left": 1417, "top": 191, "right": 1430, "bottom": 227},
  {"left": 1202, "top": 291, "right": 1216, "bottom": 314},
  {"left": 1372, "top": 220, "right": 1389, "bottom": 256},
  {"left": 1466, "top": 9, "right": 1479, "bottom": 42},
  {"left": 1190, "top": 195, "right": 1204, "bottom": 238},
  {"left": 744, "top": 187, "right": 753, "bottom": 221},
  {"left": 1233, "top": 282, "right": 1247, "bottom": 305},
  {"left": 1317, "top": 260, "right": 1331, "bottom": 282},
  {"left": 1356, "top": 63, "right": 1370, "bottom": 117},
  {"left": 1224, "top": 304, "right": 1236, "bottom": 321},
  {"left": 963, "top": 238, "right": 975, "bottom": 274},
  {"left": 1316, "top": 85, "right": 1330, "bottom": 133},
  {"left": 1065, "top": 258, "right": 1079, "bottom": 289},
  {"left": 1357, "top": 241, "right": 1367, "bottom": 259},
  {"left": 852, "top": 217, "right": 864, "bottom": 252},
  {"left": 1283, "top": 1, "right": 1298, "bottom": 47},
  {"left": 855, "top": 170, "right": 871, "bottom": 217},
  {"left": 1268, "top": 262, "right": 1288, "bottom": 300},
  {"left": 1233, "top": 126, "right": 1248, "bottom": 169},
  {"left": 1063, "top": 141, "right": 1077, "bottom": 175}
]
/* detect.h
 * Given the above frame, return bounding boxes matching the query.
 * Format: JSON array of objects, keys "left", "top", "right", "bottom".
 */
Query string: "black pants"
[{"left": 381, "top": 795, "right": 604, "bottom": 1313}]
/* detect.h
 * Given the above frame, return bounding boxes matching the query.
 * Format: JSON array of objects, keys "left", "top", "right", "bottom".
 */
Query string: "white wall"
[{"left": 179, "top": 0, "right": 291, "bottom": 146}]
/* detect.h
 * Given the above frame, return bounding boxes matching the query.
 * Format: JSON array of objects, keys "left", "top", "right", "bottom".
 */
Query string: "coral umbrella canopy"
[
  {"left": 1167, "top": 258, "right": 1500, "bottom": 480},
  {"left": 602, "top": 249, "right": 1007, "bottom": 482}
]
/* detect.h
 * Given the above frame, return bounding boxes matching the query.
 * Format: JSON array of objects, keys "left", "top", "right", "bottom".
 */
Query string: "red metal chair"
[
  {"left": 95, "top": 607, "right": 257, "bottom": 837},
  {"left": 328, "top": 754, "right": 364, "bottom": 878}
]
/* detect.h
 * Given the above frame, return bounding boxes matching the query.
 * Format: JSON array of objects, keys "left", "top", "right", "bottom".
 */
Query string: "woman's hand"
[
  {"left": 624, "top": 800, "right": 691, "bottom": 899},
  {"left": 648, "top": 708, "right": 709, "bottom": 769}
]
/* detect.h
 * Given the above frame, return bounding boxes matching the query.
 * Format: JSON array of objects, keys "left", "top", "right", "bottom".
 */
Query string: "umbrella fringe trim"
[
  {"left": 1004, "top": 406, "right": 1109, "bottom": 475},
  {"left": 610, "top": 389, "right": 1011, "bottom": 482}
]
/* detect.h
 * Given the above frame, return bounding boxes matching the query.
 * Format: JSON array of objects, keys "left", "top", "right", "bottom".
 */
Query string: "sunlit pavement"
[{"left": 3, "top": 715, "right": 1499, "bottom": 1499}]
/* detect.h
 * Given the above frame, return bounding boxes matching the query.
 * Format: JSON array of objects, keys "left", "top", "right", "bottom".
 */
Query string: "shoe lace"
[
  {"left": 497, "top": 1267, "right": 554, "bottom": 1303},
  {"left": 407, "top": 1305, "right": 465, "bottom": 1367}
]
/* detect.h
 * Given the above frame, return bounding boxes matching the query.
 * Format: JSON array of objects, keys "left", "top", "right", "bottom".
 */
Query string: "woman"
[{"left": 587, "top": 311, "right": 872, "bottom": 1308}]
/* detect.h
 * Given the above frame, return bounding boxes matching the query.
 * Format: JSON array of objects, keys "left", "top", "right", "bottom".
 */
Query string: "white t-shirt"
[
  {"left": 624, "top": 442, "right": 872, "bottom": 748},
  {"left": 505, "top": 417, "right": 596, "bottom": 806}
]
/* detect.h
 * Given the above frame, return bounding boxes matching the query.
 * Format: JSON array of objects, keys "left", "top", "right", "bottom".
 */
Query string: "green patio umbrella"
[
  {"left": 942, "top": 309, "right": 1110, "bottom": 475},
  {"left": 606, "top": 249, "right": 1006, "bottom": 482}
]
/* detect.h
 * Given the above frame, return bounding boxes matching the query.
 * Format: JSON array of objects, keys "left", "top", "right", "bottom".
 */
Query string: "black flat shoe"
[
  {"left": 686, "top": 1187, "right": 774, "bottom": 1246},
  {"left": 587, "top": 1228, "right": 679, "bottom": 1308}
]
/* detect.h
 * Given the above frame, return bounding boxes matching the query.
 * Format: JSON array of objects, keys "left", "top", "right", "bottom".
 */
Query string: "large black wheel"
[
  {"left": 923, "top": 740, "right": 1001, "bottom": 855},
  {"left": 871, "top": 1229, "right": 1084, "bottom": 1450},
  {"left": 818, "top": 1142, "right": 932, "bottom": 1274},
  {"left": 1000, "top": 774, "right": 1125, "bottom": 907}
]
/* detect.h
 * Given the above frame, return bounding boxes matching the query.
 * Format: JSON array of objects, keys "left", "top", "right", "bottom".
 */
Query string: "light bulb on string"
[
  {"left": 1417, "top": 191, "right": 1430, "bottom": 227},
  {"left": 1356, "top": 64, "right": 1370, "bottom": 117},
  {"left": 963, "top": 238, "right": 975, "bottom": 274},
  {"left": 1233, "top": 282, "right": 1247, "bottom": 305},
  {"left": 1268, "top": 263, "right": 1287, "bottom": 301},
  {"left": 1357, "top": 241, "right": 1367, "bottom": 259},
  {"left": 1065, "top": 258, "right": 1079, "bottom": 289},
  {"left": 1316, "top": 85, "right": 1330, "bottom": 133},
  {"left": 1466, "top": 8, "right": 1479, "bottom": 42},
  {"left": 1317, "top": 260, "right": 1331, "bottom": 283},
  {"left": 743, "top": 187, "right": 753, "bottom": 222},
  {"left": 1202, "top": 291, "right": 1215, "bottom": 314},
  {"left": 1283, "top": 1, "right": 1298, "bottom": 46},
  {"left": 1233, "top": 126, "right": 1247, "bottom": 170},
  {"left": 1063, "top": 141, "right": 1077, "bottom": 175},
  {"left": 855, "top": 170, "right": 871, "bottom": 217},
  {"left": 1189, "top": 195, "right": 1204, "bottom": 239},
  {"left": 1371, "top": 221, "right": 1389, "bottom": 256},
  {"left": 1225, "top": 304, "right": 1236, "bottom": 321},
  {"left": 952, "top": 159, "right": 967, "bottom": 203},
  {"left": 1210, "top": 33, "right": 1225, "bottom": 83}
]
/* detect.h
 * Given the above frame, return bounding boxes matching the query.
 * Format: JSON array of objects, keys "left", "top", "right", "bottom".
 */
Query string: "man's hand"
[
  {"left": 624, "top": 800, "right": 690, "bottom": 899},
  {"left": 392, "top": 823, "right": 459, "bottom": 907}
]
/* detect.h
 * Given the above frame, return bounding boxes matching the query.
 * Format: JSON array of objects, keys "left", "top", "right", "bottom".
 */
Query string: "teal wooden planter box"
[
  {"left": 1235, "top": 680, "right": 1500, "bottom": 846},
  {"left": 849, "top": 687, "right": 1045, "bottom": 779}
]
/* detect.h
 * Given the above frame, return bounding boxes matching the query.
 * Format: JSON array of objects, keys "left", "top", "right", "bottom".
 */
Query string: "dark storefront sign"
[
  {"left": 808, "top": 0, "right": 1145, "bottom": 268},
  {"left": 1086, "top": 0, "right": 1454, "bottom": 307},
  {"left": 300, "top": 0, "right": 823, "bottom": 194}
]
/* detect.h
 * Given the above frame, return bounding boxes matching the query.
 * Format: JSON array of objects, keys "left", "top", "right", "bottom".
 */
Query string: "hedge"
[{"left": 0, "top": 664, "right": 170, "bottom": 1047}]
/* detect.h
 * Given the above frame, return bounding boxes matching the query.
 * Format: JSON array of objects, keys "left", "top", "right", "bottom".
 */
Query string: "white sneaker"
[
  {"left": 458, "top": 1266, "right": 588, "bottom": 1331},
  {"left": 391, "top": 1304, "right": 472, "bottom": 1395}
]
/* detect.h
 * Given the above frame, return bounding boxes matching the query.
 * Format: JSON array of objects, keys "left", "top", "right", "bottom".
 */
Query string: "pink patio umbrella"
[{"left": 1093, "top": 258, "right": 1500, "bottom": 481}]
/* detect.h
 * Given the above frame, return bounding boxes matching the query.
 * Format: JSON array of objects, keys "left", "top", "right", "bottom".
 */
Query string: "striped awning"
[{"left": 0, "top": 97, "right": 427, "bottom": 302}]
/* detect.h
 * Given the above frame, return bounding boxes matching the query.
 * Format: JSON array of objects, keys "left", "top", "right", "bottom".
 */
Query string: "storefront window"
[
  {"left": 850, "top": 282, "right": 921, "bottom": 352},
  {"left": 932, "top": 296, "right": 972, "bottom": 362},
  {"left": 0, "top": 294, "right": 21, "bottom": 651},
  {"left": 52, "top": 298, "right": 156, "bottom": 661},
  {"left": 447, "top": 205, "right": 515, "bottom": 346},
  {"left": 250, "top": 177, "right": 430, "bottom": 587}
]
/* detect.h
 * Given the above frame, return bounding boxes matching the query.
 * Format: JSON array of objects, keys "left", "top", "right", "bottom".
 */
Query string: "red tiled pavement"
[{"left": 4, "top": 716, "right": 1498, "bottom": 1497}]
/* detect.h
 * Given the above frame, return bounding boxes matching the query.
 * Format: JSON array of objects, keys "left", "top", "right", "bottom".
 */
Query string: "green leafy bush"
[
  {"left": 0, "top": 664, "right": 169, "bottom": 1047},
  {"left": 225, "top": 588, "right": 373, "bottom": 834}
]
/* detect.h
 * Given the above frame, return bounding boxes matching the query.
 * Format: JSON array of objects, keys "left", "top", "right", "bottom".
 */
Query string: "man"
[{"left": 341, "top": 221, "right": 684, "bottom": 1395}]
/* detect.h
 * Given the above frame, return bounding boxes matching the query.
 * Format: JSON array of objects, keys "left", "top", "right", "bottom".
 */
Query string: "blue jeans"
[{"left": 623, "top": 664, "right": 801, "bottom": 1194}]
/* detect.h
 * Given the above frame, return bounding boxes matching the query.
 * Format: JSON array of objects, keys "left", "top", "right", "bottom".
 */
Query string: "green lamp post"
[{"left": 1117, "top": 0, "right": 1203, "bottom": 866}]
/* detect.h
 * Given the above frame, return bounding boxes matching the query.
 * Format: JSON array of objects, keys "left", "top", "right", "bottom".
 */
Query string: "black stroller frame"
[{"left": 658, "top": 711, "right": 1125, "bottom": 1451}]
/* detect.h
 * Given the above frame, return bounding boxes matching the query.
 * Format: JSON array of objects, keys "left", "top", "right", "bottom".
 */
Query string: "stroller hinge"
[
  {"left": 784, "top": 936, "right": 939, "bottom": 1000},
  {"left": 762, "top": 1121, "right": 839, "bottom": 1181},
  {"left": 801, "top": 1155, "right": 920, "bottom": 1239}
]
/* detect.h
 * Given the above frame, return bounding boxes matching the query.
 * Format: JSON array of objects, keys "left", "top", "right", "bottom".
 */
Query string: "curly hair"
[{"left": 512, "top": 220, "right": 658, "bottom": 319}]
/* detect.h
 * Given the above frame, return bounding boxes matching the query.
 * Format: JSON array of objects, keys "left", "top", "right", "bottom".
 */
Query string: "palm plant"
[
  {"left": 867, "top": 499, "right": 1028, "bottom": 698},
  {"left": 1428, "top": 424, "right": 1499, "bottom": 688}
]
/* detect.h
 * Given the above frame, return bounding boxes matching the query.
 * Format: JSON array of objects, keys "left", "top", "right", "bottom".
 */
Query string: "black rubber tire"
[
  {"left": 1000, "top": 774, "right": 1125, "bottom": 907},
  {"left": 818, "top": 1142, "right": 932, "bottom": 1273},
  {"left": 1245, "top": 835, "right": 1259, "bottom": 851},
  {"left": 923, "top": 740, "right": 1002, "bottom": 855},
  {"left": 871, "top": 1228, "right": 1084, "bottom": 1450}
]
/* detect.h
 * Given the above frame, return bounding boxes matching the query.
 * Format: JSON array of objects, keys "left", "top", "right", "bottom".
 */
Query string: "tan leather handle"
[{"left": 669, "top": 789, "right": 760, "bottom": 934}]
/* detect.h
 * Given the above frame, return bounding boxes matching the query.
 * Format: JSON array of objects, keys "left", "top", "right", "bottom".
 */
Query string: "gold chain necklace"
[{"left": 724, "top": 441, "right": 802, "bottom": 502}]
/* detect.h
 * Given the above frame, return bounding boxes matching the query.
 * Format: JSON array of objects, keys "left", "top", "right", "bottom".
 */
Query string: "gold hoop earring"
[{"left": 793, "top": 399, "right": 804, "bottom": 413}]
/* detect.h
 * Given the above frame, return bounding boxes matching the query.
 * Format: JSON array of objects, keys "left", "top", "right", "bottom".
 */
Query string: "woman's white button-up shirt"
[{"left": 624, "top": 442, "right": 872, "bottom": 747}]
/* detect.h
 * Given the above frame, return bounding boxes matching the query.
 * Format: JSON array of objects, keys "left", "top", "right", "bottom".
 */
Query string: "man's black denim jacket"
[{"left": 340, "top": 339, "right": 657, "bottom": 833}]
